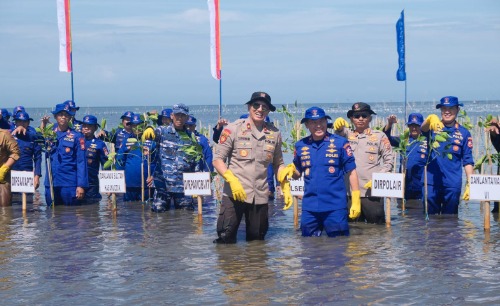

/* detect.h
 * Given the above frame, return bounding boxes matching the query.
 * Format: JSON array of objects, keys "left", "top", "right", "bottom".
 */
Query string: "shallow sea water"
[{"left": 1, "top": 194, "right": 499, "bottom": 305}]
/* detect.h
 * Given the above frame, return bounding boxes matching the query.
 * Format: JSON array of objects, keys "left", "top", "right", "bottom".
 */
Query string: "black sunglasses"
[
  {"left": 353, "top": 113, "right": 369, "bottom": 119},
  {"left": 251, "top": 102, "right": 269, "bottom": 112}
]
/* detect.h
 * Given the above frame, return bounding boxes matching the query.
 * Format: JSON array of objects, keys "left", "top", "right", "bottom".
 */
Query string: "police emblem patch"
[
  {"left": 305, "top": 168, "right": 310, "bottom": 176},
  {"left": 329, "top": 166, "right": 335, "bottom": 173},
  {"left": 240, "top": 149, "right": 248, "bottom": 157},
  {"left": 369, "top": 154, "right": 375, "bottom": 161},
  {"left": 65, "top": 147, "right": 71, "bottom": 153},
  {"left": 467, "top": 137, "right": 473, "bottom": 148},
  {"left": 453, "top": 145, "right": 459, "bottom": 151}
]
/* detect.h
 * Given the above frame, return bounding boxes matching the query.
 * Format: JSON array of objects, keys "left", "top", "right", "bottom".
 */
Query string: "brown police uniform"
[
  {"left": 0, "top": 129, "right": 20, "bottom": 206},
  {"left": 214, "top": 119, "right": 284, "bottom": 204},
  {"left": 213, "top": 118, "right": 284, "bottom": 242},
  {"left": 338, "top": 127, "right": 394, "bottom": 223}
]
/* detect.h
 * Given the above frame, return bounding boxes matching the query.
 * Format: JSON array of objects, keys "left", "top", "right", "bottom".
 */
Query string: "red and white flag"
[
  {"left": 208, "top": 0, "right": 221, "bottom": 80},
  {"left": 57, "top": 0, "right": 72, "bottom": 72}
]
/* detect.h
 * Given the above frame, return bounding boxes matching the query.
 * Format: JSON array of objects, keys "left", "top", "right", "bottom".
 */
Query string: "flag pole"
[
  {"left": 219, "top": 70, "right": 222, "bottom": 118},
  {"left": 71, "top": 53, "right": 75, "bottom": 101},
  {"left": 404, "top": 79, "right": 407, "bottom": 122}
]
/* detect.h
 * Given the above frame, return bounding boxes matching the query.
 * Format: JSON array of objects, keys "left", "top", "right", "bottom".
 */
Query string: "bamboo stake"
[
  {"left": 293, "top": 196, "right": 299, "bottom": 228},
  {"left": 197, "top": 195, "right": 203, "bottom": 223},
  {"left": 385, "top": 198, "right": 391, "bottom": 227},
  {"left": 484, "top": 201, "right": 490, "bottom": 231},
  {"left": 47, "top": 156, "right": 55, "bottom": 207},
  {"left": 22, "top": 193, "right": 27, "bottom": 211}
]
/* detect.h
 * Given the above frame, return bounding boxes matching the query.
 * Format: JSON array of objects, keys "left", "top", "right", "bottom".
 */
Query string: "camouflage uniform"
[{"left": 151, "top": 124, "right": 200, "bottom": 211}]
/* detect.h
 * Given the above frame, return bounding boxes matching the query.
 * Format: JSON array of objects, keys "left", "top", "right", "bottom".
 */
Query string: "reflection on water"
[{"left": 1, "top": 197, "right": 500, "bottom": 305}]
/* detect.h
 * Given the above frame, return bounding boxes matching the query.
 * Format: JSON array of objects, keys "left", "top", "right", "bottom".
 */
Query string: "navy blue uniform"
[
  {"left": 12, "top": 133, "right": 42, "bottom": 177},
  {"left": 84, "top": 137, "right": 109, "bottom": 203},
  {"left": 424, "top": 122, "right": 474, "bottom": 214},
  {"left": 194, "top": 131, "right": 214, "bottom": 172},
  {"left": 112, "top": 128, "right": 134, "bottom": 169},
  {"left": 293, "top": 132, "right": 356, "bottom": 237},
  {"left": 44, "top": 128, "right": 89, "bottom": 205},
  {"left": 384, "top": 127, "right": 427, "bottom": 201},
  {"left": 117, "top": 139, "right": 156, "bottom": 202}
]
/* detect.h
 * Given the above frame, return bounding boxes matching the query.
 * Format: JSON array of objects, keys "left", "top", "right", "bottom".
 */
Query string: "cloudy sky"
[{"left": 0, "top": 0, "right": 499, "bottom": 108}]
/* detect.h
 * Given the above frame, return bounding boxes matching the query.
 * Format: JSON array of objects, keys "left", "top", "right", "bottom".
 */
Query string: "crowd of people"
[{"left": 0, "top": 93, "right": 497, "bottom": 243}]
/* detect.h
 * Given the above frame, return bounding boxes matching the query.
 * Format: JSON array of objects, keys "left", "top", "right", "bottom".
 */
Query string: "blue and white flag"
[{"left": 396, "top": 10, "right": 406, "bottom": 81}]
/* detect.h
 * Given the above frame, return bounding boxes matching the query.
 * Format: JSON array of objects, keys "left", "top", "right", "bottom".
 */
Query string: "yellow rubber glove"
[
  {"left": 0, "top": 165, "right": 10, "bottom": 184},
  {"left": 349, "top": 190, "right": 361, "bottom": 219},
  {"left": 462, "top": 181, "right": 470, "bottom": 201},
  {"left": 363, "top": 180, "right": 372, "bottom": 189},
  {"left": 278, "top": 163, "right": 296, "bottom": 183},
  {"left": 222, "top": 170, "right": 247, "bottom": 202},
  {"left": 424, "top": 114, "right": 444, "bottom": 132},
  {"left": 141, "top": 127, "right": 156, "bottom": 142},
  {"left": 334, "top": 117, "right": 349, "bottom": 131},
  {"left": 281, "top": 180, "right": 293, "bottom": 210}
]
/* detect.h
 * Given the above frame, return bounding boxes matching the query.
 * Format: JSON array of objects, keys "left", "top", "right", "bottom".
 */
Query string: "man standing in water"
[
  {"left": 0, "top": 115, "right": 20, "bottom": 205},
  {"left": 212, "top": 92, "right": 290, "bottom": 243},
  {"left": 421, "top": 96, "right": 474, "bottom": 215},
  {"left": 334, "top": 102, "right": 394, "bottom": 224}
]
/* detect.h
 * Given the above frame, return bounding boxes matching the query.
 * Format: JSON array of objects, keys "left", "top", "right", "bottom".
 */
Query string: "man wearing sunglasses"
[
  {"left": 333, "top": 102, "right": 394, "bottom": 224},
  {"left": 212, "top": 91, "right": 290, "bottom": 243}
]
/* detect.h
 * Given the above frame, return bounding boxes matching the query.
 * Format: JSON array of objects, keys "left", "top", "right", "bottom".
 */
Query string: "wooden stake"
[
  {"left": 484, "top": 201, "right": 490, "bottom": 231},
  {"left": 22, "top": 193, "right": 27, "bottom": 211},
  {"left": 386, "top": 198, "right": 391, "bottom": 227},
  {"left": 293, "top": 196, "right": 298, "bottom": 228},
  {"left": 197, "top": 195, "right": 203, "bottom": 223}
]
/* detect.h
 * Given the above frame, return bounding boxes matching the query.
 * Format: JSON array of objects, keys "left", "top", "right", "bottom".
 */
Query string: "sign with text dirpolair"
[
  {"left": 99, "top": 171, "right": 126, "bottom": 193},
  {"left": 183, "top": 172, "right": 211, "bottom": 196},
  {"left": 469, "top": 175, "right": 500, "bottom": 201},
  {"left": 370, "top": 172, "right": 404, "bottom": 198},
  {"left": 11, "top": 171, "right": 35, "bottom": 193}
]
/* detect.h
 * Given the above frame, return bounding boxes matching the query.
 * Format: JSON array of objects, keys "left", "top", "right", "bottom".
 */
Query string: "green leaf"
[{"left": 446, "top": 153, "right": 453, "bottom": 160}]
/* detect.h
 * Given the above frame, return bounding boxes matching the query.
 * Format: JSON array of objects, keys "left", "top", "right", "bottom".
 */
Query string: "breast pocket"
[
  {"left": 236, "top": 142, "right": 252, "bottom": 160},
  {"left": 323, "top": 159, "right": 340, "bottom": 177},
  {"left": 61, "top": 140, "right": 74, "bottom": 155},
  {"left": 365, "top": 150, "right": 379, "bottom": 165}
]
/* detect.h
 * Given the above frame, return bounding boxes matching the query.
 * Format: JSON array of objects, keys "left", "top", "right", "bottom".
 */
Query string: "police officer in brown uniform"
[
  {"left": 0, "top": 118, "right": 20, "bottom": 205},
  {"left": 212, "top": 92, "right": 288, "bottom": 243},
  {"left": 333, "top": 102, "right": 394, "bottom": 224}
]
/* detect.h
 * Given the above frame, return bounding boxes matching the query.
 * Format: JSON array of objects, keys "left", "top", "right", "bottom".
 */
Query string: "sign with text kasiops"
[
  {"left": 370, "top": 173, "right": 404, "bottom": 198},
  {"left": 183, "top": 172, "right": 211, "bottom": 196},
  {"left": 469, "top": 175, "right": 500, "bottom": 201},
  {"left": 99, "top": 171, "right": 126, "bottom": 193}
]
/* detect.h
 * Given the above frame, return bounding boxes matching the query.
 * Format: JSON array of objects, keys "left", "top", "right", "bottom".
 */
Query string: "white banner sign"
[
  {"left": 10, "top": 171, "right": 35, "bottom": 193},
  {"left": 371, "top": 172, "right": 404, "bottom": 198},
  {"left": 469, "top": 175, "right": 500, "bottom": 201},
  {"left": 183, "top": 172, "right": 211, "bottom": 196},
  {"left": 99, "top": 171, "right": 126, "bottom": 193},
  {"left": 290, "top": 176, "right": 304, "bottom": 196}
]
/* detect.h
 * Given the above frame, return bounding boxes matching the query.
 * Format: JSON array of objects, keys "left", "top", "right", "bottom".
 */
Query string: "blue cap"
[
  {"left": 158, "top": 108, "right": 173, "bottom": 123},
  {"left": 81, "top": 115, "right": 100, "bottom": 127},
  {"left": 13, "top": 111, "right": 33, "bottom": 121},
  {"left": 185, "top": 116, "right": 197, "bottom": 125},
  {"left": 172, "top": 104, "right": 189, "bottom": 115},
  {"left": 301, "top": 106, "right": 331, "bottom": 124},
  {"left": 1, "top": 109, "right": 12, "bottom": 119},
  {"left": 63, "top": 100, "right": 80, "bottom": 111},
  {"left": 436, "top": 96, "right": 463, "bottom": 109},
  {"left": 406, "top": 113, "right": 424, "bottom": 126},
  {"left": 160, "top": 108, "right": 172, "bottom": 117},
  {"left": 126, "top": 114, "right": 143, "bottom": 126},
  {"left": 239, "top": 113, "right": 271, "bottom": 122},
  {"left": 12, "top": 106, "right": 25, "bottom": 115},
  {"left": 120, "top": 111, "right": 134, "bottom": 120},
  {"left": 52, "top": 103, "right": 75, "bottom": 116}
]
